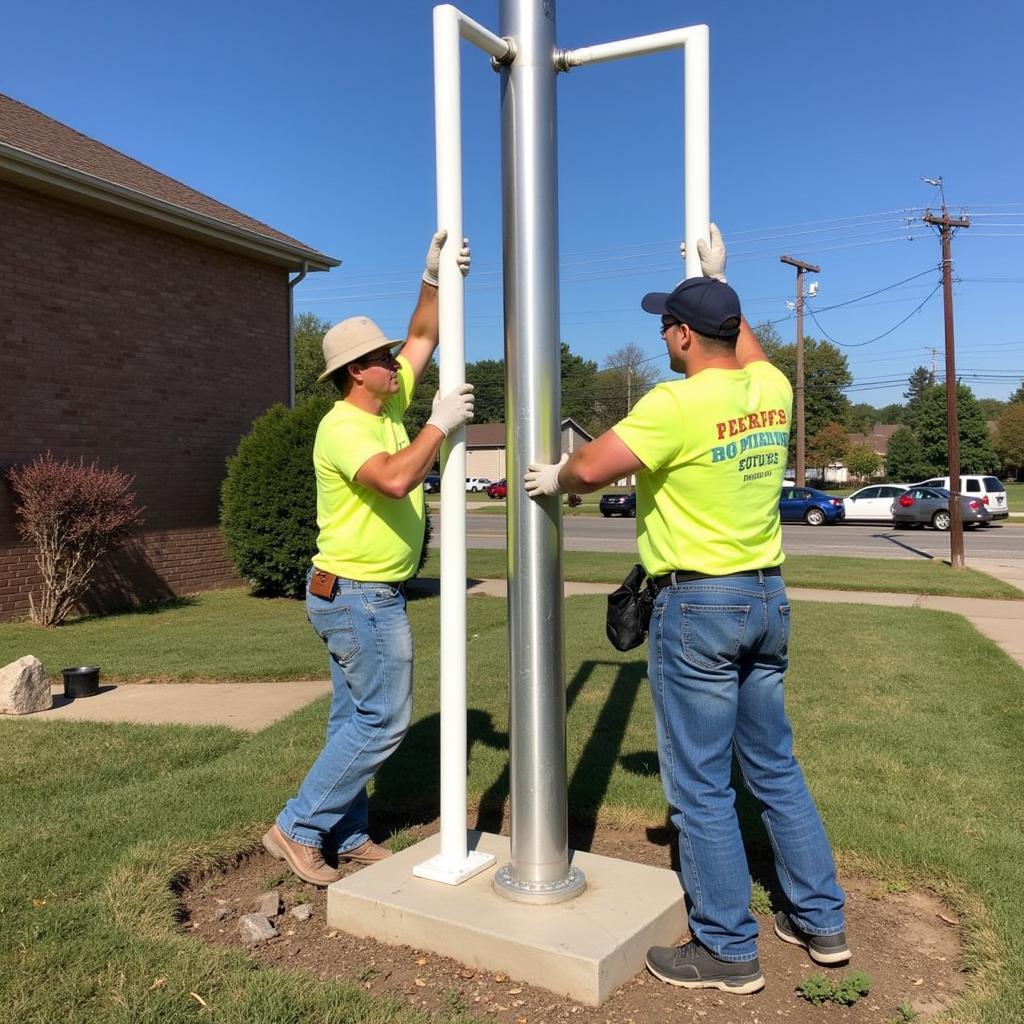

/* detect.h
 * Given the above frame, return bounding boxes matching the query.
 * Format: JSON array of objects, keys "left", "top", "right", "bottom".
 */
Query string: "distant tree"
[
  {"left": 993, "top": 403, "right": 1024, "bottom": 478},
  {"left": 592, "top": 343, "right": 660, "bottom": 432},
  {"left": 885, "top": 427, "right": 930, "bottom": 482},
  {"left": 561, "top": 342, "right": 600, "bottom": 428},
  {"left": 465, "top": 358, "right": 506, "bottom": 424},
  {"left": 977, "top": 398, "right": 1007, "bottom": 421},
  {"left": 405, "top": 358, "right": 439, "bottom": 438},
  {"left": 759, "top": 333, "right": 852, "bottom": 461},
  {"left": 293, "top": 312, "right": 335, "bottom": 404},
  {"left": 752, "top": 321, "right": 783, "bottom": 349},
  {"left": 807, "top": 422, "right": 849, "bottom": 476},
  {"left": 1009, "top": 382, "right": 1024, "bottom": 405},
  {"left": 844, "top": 402, "right": 881, "bottom": 434},
  {"left": 878, "top": 402, "right": 906, "bottom": 425},
  {"left": 460, "top": 342, "right": 601, "bottom": 431},
  {"left": 902, "top": 365, "right": 935, "bottom": 432},
  {"left": 846, "top": 444, "right": 881, "bottom": 482},
  {"left": 915, "top": 383, "right": 999, "bottom": 474}
]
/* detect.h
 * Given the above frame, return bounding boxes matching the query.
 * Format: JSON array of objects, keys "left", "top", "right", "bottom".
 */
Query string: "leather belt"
[{"left": 648, "top": 565, "right": 782, "bottom": 592}]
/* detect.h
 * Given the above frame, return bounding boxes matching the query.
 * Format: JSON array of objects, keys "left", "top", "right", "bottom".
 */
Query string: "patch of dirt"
[{"left": 180, "top": 821, "right": 966, "bottom": 1023}]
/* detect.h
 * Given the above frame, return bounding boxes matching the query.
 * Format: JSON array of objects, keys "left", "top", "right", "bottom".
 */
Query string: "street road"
[{"left": 441, "top": 511, "right": 1024, "bottom": 561}]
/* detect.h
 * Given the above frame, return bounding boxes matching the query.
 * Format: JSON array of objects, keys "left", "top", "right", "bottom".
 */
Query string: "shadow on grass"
[
  {"left": 374, "top": 656, "right": 787, "bottom": 907},
  {"left": 405, "top": 577, "right": 488, "bottom": 602},
  {"left": 374, "top": 658, "right": 648, "bottom": 850},
  {"left": 67, "top": 594, "right": 200, "bottom": 625}
]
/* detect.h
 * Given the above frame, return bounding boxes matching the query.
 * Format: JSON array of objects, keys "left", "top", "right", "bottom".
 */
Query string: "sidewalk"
[
  {"left": 5, "top": 565, "right": 1022, "bottom": 731},
  {"left": 466, "top": 570, "right": 1024, "bottom": 669}
]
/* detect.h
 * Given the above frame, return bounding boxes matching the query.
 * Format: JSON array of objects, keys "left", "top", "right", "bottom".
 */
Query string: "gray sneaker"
[
  {"left": 774, "top": 911, "right": 851, "bottom": 964},
  {"left": 646, "top": 941, "right": 765, "bottom": 994}
]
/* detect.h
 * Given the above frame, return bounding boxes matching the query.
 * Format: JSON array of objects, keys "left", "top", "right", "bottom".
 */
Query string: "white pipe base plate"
[{"left": 413, "top": 848, "right": 496, "bottom": 885}]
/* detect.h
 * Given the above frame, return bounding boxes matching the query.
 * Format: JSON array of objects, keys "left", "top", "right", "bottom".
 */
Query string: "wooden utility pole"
[
  {"left": 780, "top": 255, "right": 821, "bottom": 486},
  {"left": 923, "top": 203, "right": 970, "bottom": 568}
]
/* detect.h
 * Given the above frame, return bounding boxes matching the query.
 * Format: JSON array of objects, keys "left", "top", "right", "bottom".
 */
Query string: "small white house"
[{"left": 465, "top": 419, "right": 593, "bottom": 482}]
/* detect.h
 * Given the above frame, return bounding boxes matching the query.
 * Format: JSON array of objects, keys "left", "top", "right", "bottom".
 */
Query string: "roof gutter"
[
  {"left": 287, "top": 262, "right": 310, "bottom": 409},
  {"left": 0, "top": 141, "right": 339, "bottom": 273}
]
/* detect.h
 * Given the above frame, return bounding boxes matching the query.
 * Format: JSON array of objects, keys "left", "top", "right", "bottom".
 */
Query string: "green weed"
[
  {"left": 387, "top": 828, "right": 419, "bottom": 853},
  {"left": 796, "top": 970, "right": 871, "bottom": 1006},
  {"left": 749, "top": 879, "right": 773, "bottom": 916},
  {"left": 888, "top": 1003, "right": 920, "bottom": 1024}
]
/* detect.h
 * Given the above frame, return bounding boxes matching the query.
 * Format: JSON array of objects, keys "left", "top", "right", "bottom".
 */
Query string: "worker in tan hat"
[{"left": 264, "top": 230, "right": 475, "bottom": 885}]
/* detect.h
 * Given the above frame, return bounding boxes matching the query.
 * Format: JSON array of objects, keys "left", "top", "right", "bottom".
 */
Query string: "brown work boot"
[
  {"left": 262, "top": 824, "right": 341, "bottom": 886},
  {"left": 340, "top": 839, "right": 392, "bottom": 864}
]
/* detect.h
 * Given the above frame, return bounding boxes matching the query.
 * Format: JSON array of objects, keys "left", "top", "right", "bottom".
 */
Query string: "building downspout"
[{"left": 287, "top": 261, "right": 310, "bottom": 409}]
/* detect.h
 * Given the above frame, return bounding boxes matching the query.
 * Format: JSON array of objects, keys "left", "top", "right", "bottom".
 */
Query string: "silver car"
[{"left": 891, "top": 486, "right": 992, "bottom": 531}]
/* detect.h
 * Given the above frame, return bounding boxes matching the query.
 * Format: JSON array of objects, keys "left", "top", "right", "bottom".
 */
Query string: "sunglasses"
[
  {"left": 360, "top": 351, "right": 399, "bottom": 367},
  {"left": 660, "top": 316, "right": 681, "bottom": 336}
]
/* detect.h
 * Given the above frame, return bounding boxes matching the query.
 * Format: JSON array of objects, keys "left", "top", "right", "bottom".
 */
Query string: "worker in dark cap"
[{"left": 525, "top": 225, "right": 848, "bottom": 995}]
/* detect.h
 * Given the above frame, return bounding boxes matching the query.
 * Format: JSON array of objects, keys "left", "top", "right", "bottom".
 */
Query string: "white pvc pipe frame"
[{"left": 414, "top": 6, "right": 709, "bottom": 885}]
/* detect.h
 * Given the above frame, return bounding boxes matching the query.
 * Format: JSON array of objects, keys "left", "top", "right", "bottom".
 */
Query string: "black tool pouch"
[{"left": 606, "top": 563, "right": 654, "bottom": 651}]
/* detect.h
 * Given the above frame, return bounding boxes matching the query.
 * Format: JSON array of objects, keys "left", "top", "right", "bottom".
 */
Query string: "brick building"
[{"left": 0, "top": 94, "right": 337, "bottom": 620}]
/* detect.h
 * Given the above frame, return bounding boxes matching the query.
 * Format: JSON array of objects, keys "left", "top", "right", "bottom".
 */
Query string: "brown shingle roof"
[
  {"left": 847, "top": 423, "right": 900, "bottom": 454},
  {"left": 466, "top": 423, "right": 507, "bottom": 447},
  {"left": 467, "top": 419, "right": 594, "bottom": 448},
  {"left": 0, "top": 93, "right": 337, "bottom": 270}
]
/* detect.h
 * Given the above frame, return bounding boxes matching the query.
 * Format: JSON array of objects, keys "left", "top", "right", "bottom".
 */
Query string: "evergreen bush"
[
  {"left": 220, "top": 397, "right": 432, "bottom": 598},
  {"left": 221, "top": 397, "right": 331, "bottom": 597}
]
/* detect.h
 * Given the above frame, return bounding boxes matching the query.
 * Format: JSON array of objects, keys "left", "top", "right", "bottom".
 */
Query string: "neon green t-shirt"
[
  {"left": 611, "top": 360, "right": 792, "bottom": 577},
  {"left": 312, "top": 356, "right": 425, "bottom": 581}
]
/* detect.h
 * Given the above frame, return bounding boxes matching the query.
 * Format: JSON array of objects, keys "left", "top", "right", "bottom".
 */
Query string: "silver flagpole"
[{"left": 493, "top": 0, "right": 585, "bottom": 904}]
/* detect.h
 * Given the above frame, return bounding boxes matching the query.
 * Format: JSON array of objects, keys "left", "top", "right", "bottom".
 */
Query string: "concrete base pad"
[{"left": 327, "top": 830, "right": 685, "bottom": 1006}]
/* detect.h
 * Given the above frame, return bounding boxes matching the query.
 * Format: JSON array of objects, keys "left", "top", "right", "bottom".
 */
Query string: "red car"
[{"left": 487, "top": 479, "right": 507, "bottom": 499}]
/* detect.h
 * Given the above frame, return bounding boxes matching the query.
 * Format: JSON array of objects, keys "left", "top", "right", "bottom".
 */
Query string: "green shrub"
[
  {"left": 221, "top": 398, "right": 331, "bottom": 597},
  {"left": 221, "top": 397, "right": 432, "bottom": 598},
  {"left": 4, "top": 452, "right": 144, "bottom": 625}
]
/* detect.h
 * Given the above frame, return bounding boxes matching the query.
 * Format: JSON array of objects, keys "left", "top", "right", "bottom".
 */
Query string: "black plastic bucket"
[{"left": 62, "top": 666, "right": 100, "bottom": 698}]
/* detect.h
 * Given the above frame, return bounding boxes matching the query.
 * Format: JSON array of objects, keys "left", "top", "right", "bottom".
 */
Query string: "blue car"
[{"left": 779, "top": 486, "right": 845, "bottom": 526}]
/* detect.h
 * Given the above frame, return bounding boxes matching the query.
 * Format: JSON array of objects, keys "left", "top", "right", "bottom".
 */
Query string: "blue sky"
[{"left": 5, "top": 1, "right": 1022, "bottom": 406}]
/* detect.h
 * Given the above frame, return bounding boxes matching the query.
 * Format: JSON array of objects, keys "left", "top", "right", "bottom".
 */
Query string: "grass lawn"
[
  {"left": 421, "top": 550, "right": 1022, "bottom": 600},
  {"left": 1, "top": 592, "right": 1023, "bottom": 1022},
  {"left": 1, "top": 553, "right": 1019, "bottom": 684}
]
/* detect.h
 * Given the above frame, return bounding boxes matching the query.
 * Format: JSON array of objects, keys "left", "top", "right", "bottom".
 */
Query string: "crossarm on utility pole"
[
  {"left": 780, "top": 255, "right": 821, "bottom": 487},
  {"left": 923, "top": 208, "right": 971, "bottom": 569}
]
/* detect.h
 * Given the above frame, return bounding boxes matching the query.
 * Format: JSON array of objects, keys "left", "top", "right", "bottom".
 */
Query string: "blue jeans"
[
  {"left": 277, "top": 572, "right": 413, "bottom": 855},
  {"left": 648, "top": 571, "right": 845, "bottom": 962}
]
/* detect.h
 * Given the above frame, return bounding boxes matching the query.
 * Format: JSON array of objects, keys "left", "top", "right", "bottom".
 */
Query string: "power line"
[{"left": 806, "top": 283, "right": 942, "bottom": 348}]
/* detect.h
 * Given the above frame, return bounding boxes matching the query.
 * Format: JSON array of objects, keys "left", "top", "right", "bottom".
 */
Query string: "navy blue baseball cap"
[{"left": 641, "top": 277, "right": 742, "bottom": 340}]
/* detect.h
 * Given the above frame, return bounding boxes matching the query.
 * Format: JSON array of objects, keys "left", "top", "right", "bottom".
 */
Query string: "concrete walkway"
[
  {"left": 5, "top": 562, "right": 1021, "bottom": 731},
  {"left": 2, "top": 680, "right": 330, "bottom": 732}
]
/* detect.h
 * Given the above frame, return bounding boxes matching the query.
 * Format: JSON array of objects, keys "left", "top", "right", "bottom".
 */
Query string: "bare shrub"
[{"left": 4, "top": 452, "right": 145, "bottom": 626}]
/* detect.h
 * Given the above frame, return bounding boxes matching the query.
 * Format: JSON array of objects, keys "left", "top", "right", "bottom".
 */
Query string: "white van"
[{"left": 914, "top": 475, "right": 1008, "bottom": 520}]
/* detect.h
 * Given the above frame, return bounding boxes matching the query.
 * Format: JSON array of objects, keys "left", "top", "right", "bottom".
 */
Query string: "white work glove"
[
  {"left": 696, "top": 222, "right": 727, "bottom": 282},
  {"left": 524, "top": 453, "right": 569, "bottom": 498},
  {"left": 426, "top": 383, "right": 475, "bottom": 437},
  {"left": 422, "top": 230, "right": 472, "bottom": 286}
]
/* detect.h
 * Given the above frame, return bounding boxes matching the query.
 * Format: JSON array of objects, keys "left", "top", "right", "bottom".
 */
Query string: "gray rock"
[
  {"left": 256, "top": 891, "right": 282, "bottom": 918},
  {"left": 238, "top": 914, "right": 278, "bottom": 943},
  {"left": 212, "top": 905, "right": 231, "bottom": 921},
  {"left": 0, "top": 656, "right": 52, "bottom": 715},
  {"left": 289, "top": 903, "right": 314, "bottom": 921}
]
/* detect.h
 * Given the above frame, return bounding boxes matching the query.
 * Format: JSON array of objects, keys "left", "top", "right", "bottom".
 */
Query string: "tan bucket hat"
[{"left": 316, "top": 316, "right": 401, "bottom": 384}]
